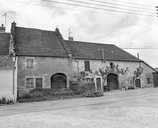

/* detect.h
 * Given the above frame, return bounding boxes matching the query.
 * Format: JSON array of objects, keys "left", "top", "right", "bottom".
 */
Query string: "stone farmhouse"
[{"left": 0, "top": 22, "right": 158, "bottom": 98}]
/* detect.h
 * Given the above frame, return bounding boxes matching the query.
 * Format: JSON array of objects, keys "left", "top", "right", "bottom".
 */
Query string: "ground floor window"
[
  {"left": 36, "top": 78, "right": 43, "bottom": 89},
  {"left": 26, "top": 77, "right": 43, "bottom": 89},
  {"left": 26, "top": 78, "right": 34, "bottom": 88},
  {"left": 147, "top": 78, "right": 152, "bottom": 84}
]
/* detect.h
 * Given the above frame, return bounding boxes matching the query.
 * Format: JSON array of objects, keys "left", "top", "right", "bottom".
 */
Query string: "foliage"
[
  {"left": 83, "top": 90, "right": 104, "bottom": 97},
  {"left": 99, "top": 64, "right": 128, "bottom": 78},
  {"left": 70, "top": 81, "right": 95, "bottom": 94},
  {"left": 18, "top": 88, "right": 74, "bottom": 102},
  {"left": 70, "top": 81, "right": 104, "bottom": 97},
  {"left": 0, "top": 97, "right": 14, "bottom": 105},
  {"left": 134, "top": 67, "right": 143, "bottom": 77}
]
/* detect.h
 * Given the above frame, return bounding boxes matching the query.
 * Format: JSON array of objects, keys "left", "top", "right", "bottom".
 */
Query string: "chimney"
[
  {"left": 0, "top": 24, "right": 5, "bottom": 32},
  {"left": 68, "top": 36, "right": 74, "bottom": 41},
  {"left": 55, "top": 27, "right": 63, "bottom": 39},
  {"left": 68, "top": 28, "right": 74, "bottom": 41}
]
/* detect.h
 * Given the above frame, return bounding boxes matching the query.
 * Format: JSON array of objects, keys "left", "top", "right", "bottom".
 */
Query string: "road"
[{"left": 1, "top": 88, "right": 158, "bottom": 128}]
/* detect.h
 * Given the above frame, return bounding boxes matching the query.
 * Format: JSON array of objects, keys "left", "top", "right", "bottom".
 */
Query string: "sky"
[{"left": 0, "top": 0, "right": 158, "bottom": 67}]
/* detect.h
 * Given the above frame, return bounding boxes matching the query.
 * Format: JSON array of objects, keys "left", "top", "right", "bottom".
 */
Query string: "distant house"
[
  {"left": 0, "top": 24, "right": 17, "bottom": 101},
  {"left": 3, "top": 22, "right": 158, "bottom": 97}
]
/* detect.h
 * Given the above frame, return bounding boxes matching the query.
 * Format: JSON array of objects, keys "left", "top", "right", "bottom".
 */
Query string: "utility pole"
[
  {"left": 68, "top": 27, "right": 74, "bottom": 41},
  {"left": 137, "top": 52, "right": 141, "bottom": 68},
  {"left": 2, "top": 12, "right": 7, "bottom": 27}
]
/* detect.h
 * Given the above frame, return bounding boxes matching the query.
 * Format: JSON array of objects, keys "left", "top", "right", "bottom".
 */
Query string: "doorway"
[
  {"left": 107, "top": 73, "right": 119, "bottom": 90},
  {"left": 51, "top": 73, "right": 67, "bottom": 89}
]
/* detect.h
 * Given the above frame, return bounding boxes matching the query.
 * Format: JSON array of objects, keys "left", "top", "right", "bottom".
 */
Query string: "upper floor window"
[
  {"left": 26, "top": 58, "right": 34, "bottom": 68},
  {"left": 84, "top": 60, "right": 90, "bottom": 71}
]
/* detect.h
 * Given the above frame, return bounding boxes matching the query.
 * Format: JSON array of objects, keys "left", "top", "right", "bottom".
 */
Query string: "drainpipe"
[
  {"left": 12, "top": 56, "right": 16, "bottom": 101},
  {"left": 137, "top": 52, "right": 142, "bottom": 88}
]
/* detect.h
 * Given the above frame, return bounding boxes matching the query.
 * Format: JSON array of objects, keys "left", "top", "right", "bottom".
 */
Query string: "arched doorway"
[
  {"left": 107, "top": 73, "right": 119, "bottom": 90},
  {"left": 51, "top": 73, "right": 67, "bottom": 89}
]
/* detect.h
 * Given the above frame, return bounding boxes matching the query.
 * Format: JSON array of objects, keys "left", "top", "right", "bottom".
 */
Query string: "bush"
[
  {"left": 70, "top": 81, "right": 104, "bottom": 97},
  {"left": 19, "top": 88, "right": 74, "bottom": 101},
  {"left": 70, "top": 81, "right": 95, "bottom": 95},
  {"left": 0, "top": 97, "right": 14, "bottom": 105},
  {"left": 69, "top": 81, "right": 83, "bottom": 94},
  {"left": 84, "top": 91, "right": 104, "bottom": 97}
]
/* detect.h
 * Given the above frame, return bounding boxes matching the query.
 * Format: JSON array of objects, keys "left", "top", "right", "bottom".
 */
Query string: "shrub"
[
  {"left": 0, "top": 97, "right": 14, "bottom": 105},
  {"left": 19, "top": 88, "right": 74, "bottom": 101},
  {"left": 83, "top": 90, "right": 104, "bottom": 97},
  {"left": 69, "top": 81, "right": 83, "bottom": 94},
  {"left": 70, "top": 80, "right": 104, "bottom": 97}
]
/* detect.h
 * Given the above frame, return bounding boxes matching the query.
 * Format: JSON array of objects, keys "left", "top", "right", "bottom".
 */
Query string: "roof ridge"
[
  {"left": 16, "top": 26, "right": 56, "bottom": 33},
  {"left": 65, "top": 39, "right": 115, "bottom": 46}
]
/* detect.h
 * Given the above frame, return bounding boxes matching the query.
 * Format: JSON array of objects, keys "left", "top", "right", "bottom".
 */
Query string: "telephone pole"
[{"left": 2, "top": 12, "right": 7, "bottom": 27}]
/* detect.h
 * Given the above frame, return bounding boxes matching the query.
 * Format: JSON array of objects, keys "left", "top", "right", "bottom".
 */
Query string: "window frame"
[
  {"left": 26, "top": 57, "right": 34, "bottom": 69},
  {"left": 25, "top": 76, "right": 44, "bottom": 89},
  {"left": 147, "top": 77, "right": 152, "bottom": 84},
  {"left": 35, "top": 77, "right": 43, "bottom": 89},
  {"left": 26, "top": 77, "right": 34, "bottom": 88},
  {"left": 84, "top": 60, "right": 90, "bottom": 71}
]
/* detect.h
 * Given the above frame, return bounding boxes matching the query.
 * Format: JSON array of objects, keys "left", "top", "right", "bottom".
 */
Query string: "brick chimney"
[
  {"left": 0, "top": 24, "right": 5, "bottom": 33},
  {"left": 68, "top": 36, "right": 74, "bottom": 41}
]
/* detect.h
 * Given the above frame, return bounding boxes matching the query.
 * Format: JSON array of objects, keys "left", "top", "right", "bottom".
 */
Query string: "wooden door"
[
  {"left": 96, "top": 78, "right": 101, "bottom": 91},
  {"left": 107, "top": 73, "right": 119, "bottom": 90},
  {"left": 135, "top": 79, "right": 141, "bottom": 88},
  {"left": 36, "top": 78, "right": 42, "bottom": 89}
]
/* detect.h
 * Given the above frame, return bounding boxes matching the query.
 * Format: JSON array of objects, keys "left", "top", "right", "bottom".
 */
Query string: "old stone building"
[{"left": 6, "top": 22, "right": 157, "bottom": 96}]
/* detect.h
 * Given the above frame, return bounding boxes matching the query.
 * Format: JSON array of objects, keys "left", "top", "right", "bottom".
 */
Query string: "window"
[
  {"left": 84, "top": 61, "right": 90, "bottom": 71},
  {"left": 26, "top": 58, "right": 34, "bottom": 68},
  {"left": 36, "top": 78, "right": 43, "bottom": 89},
  {"left": 147, "top": 78, "right": 152, "bottom": 84},
  {"left": 26, "top": 78, "right": 34, "bottom": 88}
]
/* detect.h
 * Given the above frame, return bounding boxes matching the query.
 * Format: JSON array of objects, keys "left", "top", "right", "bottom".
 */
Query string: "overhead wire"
[
  {"left": 60, "top": 0, "right": 154, "bottom": 14},
  {"left": 104, "top": 0, "right": 155, "bottom": 8},
  {"left": 123, "top": 48, "right": 158, "bottom": 50},
  {"left": 42, "top": 0, "right": 154, "bottom": 17},
  {"left": 86, "top": 0, "right": 154, "bottom": 11}
]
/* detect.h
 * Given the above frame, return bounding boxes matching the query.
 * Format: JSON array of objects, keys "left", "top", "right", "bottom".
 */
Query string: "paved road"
[{"left": 1, "top": 88, "right": 158, "bottom": 128}]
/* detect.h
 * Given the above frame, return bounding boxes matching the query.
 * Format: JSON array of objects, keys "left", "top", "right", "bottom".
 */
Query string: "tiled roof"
[
  {"left": 14, "top": 26, "right": 139, "bottom": 61},
  {"left": 15, "top": 27, "right": 68, "bottom": 57},
  {"left": 0, "top": 33, "right": 10, "bottom": 55},
  {"left": 65, "top": 40, "right": 140, "bottom": 61}
]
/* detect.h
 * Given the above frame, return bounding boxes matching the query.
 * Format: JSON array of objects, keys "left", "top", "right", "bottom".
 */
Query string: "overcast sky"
[{"left": 0, "top": 0, "right": 158, "bottom": 67}]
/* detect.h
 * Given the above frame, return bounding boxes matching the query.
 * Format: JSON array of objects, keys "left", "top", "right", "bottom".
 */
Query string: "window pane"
[
  {"left": 36, "top": 78, "right": 43, "bottom": 89},
  {"left": 26, "top": 78, "right": 34, "bottom": 88},
  {"left": 84, "top": 61, "right": 90, "bottom": 71},
  {"left": 147, "top": 78, "right": 151, "bottom": 84},
  {"left": 27, "top": 59, "right": 33, "bottom": 68}
]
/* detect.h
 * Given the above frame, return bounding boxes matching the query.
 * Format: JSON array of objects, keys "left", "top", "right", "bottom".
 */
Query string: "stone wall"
[
  {"left": 140, "top": 62, "right": 155, "bottom": 88},
  {"left": 17, "top": 56, "right": 155, "bottom": 95},
  {"left": 17, "top": 56, "right": 72, "bottom": 95},
  {"left": 72, "top": 59, "right": 155, "bottom": 89}
]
